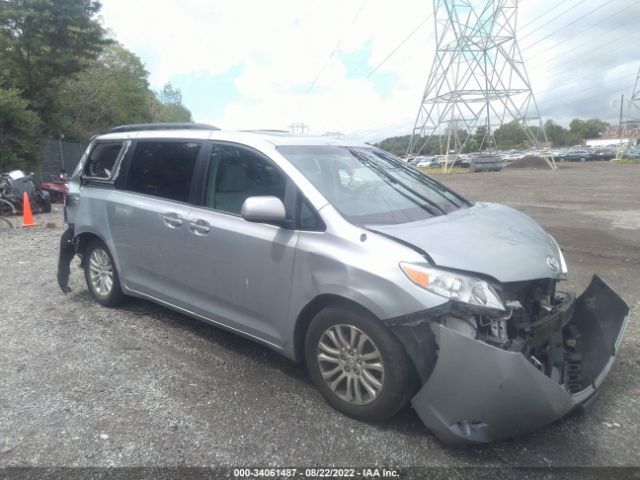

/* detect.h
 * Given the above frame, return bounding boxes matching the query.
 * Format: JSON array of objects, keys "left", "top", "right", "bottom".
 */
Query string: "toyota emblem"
[{"left": 546, "top": 255, "right": 559, "bottom": 272}]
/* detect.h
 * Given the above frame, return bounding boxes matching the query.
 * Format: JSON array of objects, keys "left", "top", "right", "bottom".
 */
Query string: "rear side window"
[
  {"left": 125, "top": 141, "right": 201, "bottom": 203},
  {"left": 84, "top": 142, "right": 125, "bottom": 180}
]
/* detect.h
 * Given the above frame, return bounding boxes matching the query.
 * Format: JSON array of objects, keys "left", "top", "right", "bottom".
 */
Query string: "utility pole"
[
  {"left": 407, "top": 0, "right": 556, "bottom": 170},
  {"left": 58, "top": 134, "right": 65, "bottom": 173},
  {"left": 617, "top": 94, "right": 625, "bottom": 159}
]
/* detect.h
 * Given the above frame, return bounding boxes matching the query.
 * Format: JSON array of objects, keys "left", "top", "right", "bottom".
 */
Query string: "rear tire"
[
  {"left": 83, "top": 239, "right": 125, "bottom": 307},
  {"left": 305, "top": 307, "right": 417, "bottom": 422}
]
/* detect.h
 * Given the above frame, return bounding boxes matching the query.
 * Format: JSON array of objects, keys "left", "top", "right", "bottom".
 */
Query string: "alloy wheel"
[
  {"left": 316, "top": 324, "right": 385, "bottom": 405},
  {"left": 89, "top": 248, "right": 114, "bottom": 296}
]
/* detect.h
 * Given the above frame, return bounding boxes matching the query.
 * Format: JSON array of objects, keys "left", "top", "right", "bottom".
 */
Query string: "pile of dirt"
[{"left": 505, "top": 155, "right": 552, "bottom": 169}]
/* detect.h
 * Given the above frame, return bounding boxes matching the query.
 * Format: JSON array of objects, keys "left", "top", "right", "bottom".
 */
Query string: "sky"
[{"left": 99, "top": 0, "right": 640, "bottom": 143}]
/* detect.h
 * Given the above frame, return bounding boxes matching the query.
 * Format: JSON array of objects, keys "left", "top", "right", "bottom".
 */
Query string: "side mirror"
[{"left": 240, "top": 196, "right": 286, "bottom": 224}]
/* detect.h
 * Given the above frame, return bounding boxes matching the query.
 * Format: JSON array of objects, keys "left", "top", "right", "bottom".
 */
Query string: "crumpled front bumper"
[{"left": 406, "top": 275, "right": 629, "bottom": 445}]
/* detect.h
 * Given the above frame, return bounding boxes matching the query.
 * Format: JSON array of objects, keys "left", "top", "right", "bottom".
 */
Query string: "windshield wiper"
[
  {"left": 371, "top": 150, "right": 469, "bottom": 208},
  {"left": 349, "top": 149, "right": 448, "bottom": 216}
]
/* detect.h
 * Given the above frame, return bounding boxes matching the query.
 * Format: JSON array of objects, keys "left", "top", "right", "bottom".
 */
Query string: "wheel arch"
[
  {"left": 292, "top": 294, "right": 379, "bottom": 362},
  {"left": 73, "top": 230, "right": 113, "bottom": 268}
]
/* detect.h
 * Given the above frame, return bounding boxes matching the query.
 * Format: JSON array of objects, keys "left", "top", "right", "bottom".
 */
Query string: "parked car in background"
[
  {"left": 563, "top": 149, "right": 592, "bottom": 162},
  {"left": 590, "top": 148, "right": 617, "bottom": 161},
  {"left": 464, "top": 153, "right": 503, "bottom": 172},
  {"left": 499, "top": 150, "right": 524, "bottom": 162},
  {"left": 622, "top": 147, "right": 640, "bottom": 159},
  {"left": 58, "top": 123, "right": 628, "bottom": 446},
  {"left": 416, "top": 156, "right": 438, "bottom": 168}
]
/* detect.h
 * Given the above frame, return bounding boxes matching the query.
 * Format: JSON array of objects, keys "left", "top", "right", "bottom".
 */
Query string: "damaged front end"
[{"left": 388, "top": 275, "right": 629, "bottom": 445}]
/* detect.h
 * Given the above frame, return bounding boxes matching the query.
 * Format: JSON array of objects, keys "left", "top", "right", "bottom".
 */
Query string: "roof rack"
[{"left": 108, "top": 123, "right": 220, "bottom": 133}]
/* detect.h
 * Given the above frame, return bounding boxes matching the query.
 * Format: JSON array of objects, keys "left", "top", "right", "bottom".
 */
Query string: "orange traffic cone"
[{"left": 22, "top": 192, "right": 37, "bottom": 228}]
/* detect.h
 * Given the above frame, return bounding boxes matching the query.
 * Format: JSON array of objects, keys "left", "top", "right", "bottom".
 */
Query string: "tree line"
[
  {"left": 376, "top": 118, "right": 613, "bottom": 157},
  {"left": 0, "top": 0, "right": 193, "bottom": 171}
]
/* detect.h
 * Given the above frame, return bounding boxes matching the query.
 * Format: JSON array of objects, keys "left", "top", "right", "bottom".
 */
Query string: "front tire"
[
  {"left": 305, "top": 307, "right": 417, "bottom": 422},
  {"left": 83, "top": 240, "right": 124, "bottom": 307}
]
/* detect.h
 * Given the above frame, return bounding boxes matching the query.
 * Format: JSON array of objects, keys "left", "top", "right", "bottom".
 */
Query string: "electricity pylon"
[
  {"left": 616, "top": 66, "right": 640, "bottom": 159},
  {"left": 407, "top": 0, "right": 556, "bottom": 170},
  {"left": 629, "top": 67, "right": 640, "bottom": 121}
]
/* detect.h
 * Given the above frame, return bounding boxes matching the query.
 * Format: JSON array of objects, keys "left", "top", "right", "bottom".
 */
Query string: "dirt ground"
[{"left": 0, "top": 162, "right": 638, "bottom": 469}]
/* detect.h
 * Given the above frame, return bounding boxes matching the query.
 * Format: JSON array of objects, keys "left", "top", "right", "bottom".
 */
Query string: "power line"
[
  {"left": 366, "top": 0, "right": 622, "bottom": 82},
  {"left": 539, "top": 43, "right": 638, "bottom": 85},
  {"left": 306, "top": 0, "right": 369, "bottom": 94},
  {"left": 366, "top": 13, "right": 433, "bottom": 79},
  {"left": 527, "top": 16, "right": 639, "bottom": 74},
  {"left": 365, "top": 0, "right": 604, "bottom": 81},
  {"left": 526, "top": 28, "right": 639, "bottom": 86},
  {"left": 519, "top": 0, "right": 589, "bottom": 40},
  {"left": 536, "top": 71, "right": 636, "bottom": 97},
  {"left": 522, "top": 0, "right": 618, "bottom": 52}
]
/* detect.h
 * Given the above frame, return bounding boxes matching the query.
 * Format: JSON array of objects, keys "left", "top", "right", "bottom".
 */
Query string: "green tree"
[
  {"left": 56, "top": 43, "right": 155, "bottom": 140},
  {"left": 375, "top": 135, "right": 412, "bottom": 157},
  {"left": 150, "top": 82, "right": 193, "bottom": 123},
  {"left": 569, "top": 118, "right": 609, "bottom": 140},
  {"left": 157, "top": 82, "right": 182, "bottom": 105},
  {"left": 470, "top": 126, "right": 488, "bottom": 151},
  {"left": 0, "top": 88, "right": 43, "bottom": 171},
  {"left": 544, "top": 119, "right": 581, "bottom": 147},
  {"left": 0, "top": 0, "right": 108, "bottom": 129},
  {"left": 493, "top": 121, "right": 529, "bottom": 148}
]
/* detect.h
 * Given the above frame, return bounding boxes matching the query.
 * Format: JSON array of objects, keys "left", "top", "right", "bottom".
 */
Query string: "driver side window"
[{"left": 204, "top": 144, "right": 286, "bottom": 215}]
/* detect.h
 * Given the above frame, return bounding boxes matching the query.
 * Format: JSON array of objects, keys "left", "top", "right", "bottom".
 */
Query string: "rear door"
[
  {"left": 107, "top": 139, "right": 205, "bottom": 304},
  {"left": 182, "top": 142, "right": 299, "bottom": 347}
]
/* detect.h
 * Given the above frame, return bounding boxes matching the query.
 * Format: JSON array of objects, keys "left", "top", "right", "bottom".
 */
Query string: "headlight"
[
  {"left": 548, "top": 235, "right": 568, "bottom": 276},
  {"left": 400, "top": 263, "right": 506, "bottom": 311}
]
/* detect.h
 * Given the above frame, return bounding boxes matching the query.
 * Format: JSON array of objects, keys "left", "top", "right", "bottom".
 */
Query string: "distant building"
[
  {"left": 585, "top": 138, "right": 635, "bottom": 148},
  {"left": 601, "top": 125, "right": 640, "bottom": 140}
]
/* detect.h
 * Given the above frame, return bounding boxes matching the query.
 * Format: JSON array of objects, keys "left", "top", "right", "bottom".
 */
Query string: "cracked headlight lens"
[{"left": 400, "top": 262, "right": 506, "bottom": 311}]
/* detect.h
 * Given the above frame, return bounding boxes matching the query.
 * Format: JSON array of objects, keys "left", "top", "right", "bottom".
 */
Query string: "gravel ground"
[{"left": 0, "top": 162, "right": 638, "bottom": 468}]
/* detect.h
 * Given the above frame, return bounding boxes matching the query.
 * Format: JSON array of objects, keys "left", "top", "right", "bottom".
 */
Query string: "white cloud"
[
  {"left": 99, "top": 0, "right": 640, "bottom": 142},
  {"left": 100, "top": 0, "right": 434, "bottom": 138}
]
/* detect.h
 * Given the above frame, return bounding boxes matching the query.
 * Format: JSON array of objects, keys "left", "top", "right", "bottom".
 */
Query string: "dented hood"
[{"left": 370, "top": 203, "right": 564, "bottom": 283}]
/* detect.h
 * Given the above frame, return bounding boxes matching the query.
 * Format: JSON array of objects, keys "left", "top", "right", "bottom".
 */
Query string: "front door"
[{"left": 182, "top": 143, "right": 299, "bottom": 347}]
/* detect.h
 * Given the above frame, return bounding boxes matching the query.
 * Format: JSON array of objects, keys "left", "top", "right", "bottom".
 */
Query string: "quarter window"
[
  {"left": 204, "top": 144, "right": 286, "bottom": 215},
  {"left": 125, "top": 141, "right": 201, "bottom": 203},
  {"left": 84, "top": 142, "right": 125, "bottom": 180}
]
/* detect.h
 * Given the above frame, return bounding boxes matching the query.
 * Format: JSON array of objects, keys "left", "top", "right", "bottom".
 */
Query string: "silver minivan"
[{"left": 58, "top": 124, "right": 629, "bottom": 445}]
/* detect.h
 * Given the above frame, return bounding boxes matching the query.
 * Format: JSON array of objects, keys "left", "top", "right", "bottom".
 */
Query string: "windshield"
[{"left": 278, "top": 145, "right": 470, "bottom": 226}]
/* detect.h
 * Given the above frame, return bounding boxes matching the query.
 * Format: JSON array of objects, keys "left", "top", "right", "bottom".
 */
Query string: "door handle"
[
  {"left": 162, "top": 213, "right": 183, "bottom": 228},
  {"left": 189, "top": 219, "right": 210, "bottom": 235}
]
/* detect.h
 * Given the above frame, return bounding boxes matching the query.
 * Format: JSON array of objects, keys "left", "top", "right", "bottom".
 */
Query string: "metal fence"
[{"left": 36, "top": 140, "right": 87, "bottom": 183}]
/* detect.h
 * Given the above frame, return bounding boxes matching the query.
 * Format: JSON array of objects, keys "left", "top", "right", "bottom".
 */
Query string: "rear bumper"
[{"left": 408, "top": 275, "right": 629, "bottom": 445}]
